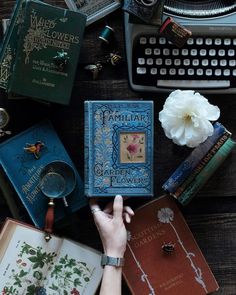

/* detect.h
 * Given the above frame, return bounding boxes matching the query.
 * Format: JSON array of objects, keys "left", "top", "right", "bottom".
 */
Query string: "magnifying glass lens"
[{"left": 40, "top": 172, "right": 66, "bottom": 198}]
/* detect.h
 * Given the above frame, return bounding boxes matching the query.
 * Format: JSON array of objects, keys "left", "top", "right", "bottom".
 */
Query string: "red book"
[{"left": 123, "top": 195, "right": 219, "bottom": 295}]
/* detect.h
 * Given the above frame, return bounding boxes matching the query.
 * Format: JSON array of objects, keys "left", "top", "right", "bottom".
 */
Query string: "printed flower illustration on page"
[{"left": 1, "top": 242, "right": 94, "bottom": 295}]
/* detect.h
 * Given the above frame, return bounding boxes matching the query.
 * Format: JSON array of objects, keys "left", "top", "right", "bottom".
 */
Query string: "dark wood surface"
[{"left": 0, "top": 1, "right": 236, "bottom": 294}]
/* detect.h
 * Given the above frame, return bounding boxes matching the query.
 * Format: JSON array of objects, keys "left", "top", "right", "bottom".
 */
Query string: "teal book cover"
[
  {"left": 178, "top": 137, "right": 236, "bottom": 206},
  {"left": 0, "top": 120, "right": 87, "bottom": 228},
  {"left": 0, "top": 0, "right": 26, "bottom": 89},
  {"left": 8, "top": 0, "right": 87, "bottom": 104},
  {"left": 84, "top": 100, "right": 154, "bottom": 197}
]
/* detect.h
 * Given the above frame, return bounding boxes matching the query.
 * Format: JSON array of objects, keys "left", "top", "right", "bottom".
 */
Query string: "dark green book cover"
[
  {"left": 0, "top": 0, "right": 26, "bottom": 89},
  {"left": 8, "top": 0, "right": 86, "bottom": 105}
]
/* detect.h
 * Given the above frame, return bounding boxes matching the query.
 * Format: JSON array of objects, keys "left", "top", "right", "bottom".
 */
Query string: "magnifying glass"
[{"left": 39, "top": 160, "right": 76, "bottom": 241}]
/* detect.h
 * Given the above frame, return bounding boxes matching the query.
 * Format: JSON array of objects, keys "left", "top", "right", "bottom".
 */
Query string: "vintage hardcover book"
[
  {"left": 0, "top": 0, "right": 25, "bottom": 89},
  {"left": 84, "top": 100, "right": 154, "bottom": 197},
  {"left": 0, "top": 120, "right": 87, "bottom": 228},
  {"left": 8, "top": 0, "right": 86, "bottom": 105},
  {"left": 178, "top": 137, "right": 236, "bottom": 206},
  {"left": 0, "top": 218, "right": 103, "bottom": 295},
  {"left": 162, "top": 122, "right": 226, "bottom": 194},
  {"left": 64, "top": 0, "right": 121, "bottom": 26},
  {"left": 172, "top": 131, "right": 232, "bottom": 199},
  {"left": 123, "top": 195, "right": 219, "bottom": 295}
]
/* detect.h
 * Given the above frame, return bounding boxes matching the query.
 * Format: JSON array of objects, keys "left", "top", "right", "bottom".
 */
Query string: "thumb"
[{"left": 113, "top": 195, "right": 123, "bottom": 220}]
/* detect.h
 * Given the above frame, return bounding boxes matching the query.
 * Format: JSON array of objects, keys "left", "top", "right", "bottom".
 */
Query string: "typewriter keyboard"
[{"left": 133, "top": 35, "right": 236, "bottom": 89}]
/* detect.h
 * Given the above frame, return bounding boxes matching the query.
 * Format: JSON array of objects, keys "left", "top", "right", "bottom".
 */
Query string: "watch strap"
[{"left": 101, "top": 254, "right": 125, "bottom": 267}]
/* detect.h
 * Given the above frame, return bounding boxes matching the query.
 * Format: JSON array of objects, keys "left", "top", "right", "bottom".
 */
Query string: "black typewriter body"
[{"left": 124, "top": 0, "right": 236, "bottom": 94}]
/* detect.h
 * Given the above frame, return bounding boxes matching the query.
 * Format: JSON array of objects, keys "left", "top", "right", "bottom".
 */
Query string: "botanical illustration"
[
  {"left": 120, "top": 132, "right": 145, "bottom": 163},
  {"left": 157, "top": 207, "right": 208, "bottom": 292},
  {"left": 1, "top": 242, "right": 94, "bottom": 295}
]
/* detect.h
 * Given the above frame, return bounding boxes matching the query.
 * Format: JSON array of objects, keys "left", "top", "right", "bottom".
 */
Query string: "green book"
[
  {"left": 178, "top": 137, "right": 236, "bottom": 206},
  {"left": 8, "top": 0, "right": 86, "bottom": 105},
  {"left": 0, "top": 0, "right": 26, "bottom": 89}
]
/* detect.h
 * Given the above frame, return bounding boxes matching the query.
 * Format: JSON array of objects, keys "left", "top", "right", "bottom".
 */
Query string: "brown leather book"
[{"left": 123, "top": 195, "right": 219, "bottom": 295}]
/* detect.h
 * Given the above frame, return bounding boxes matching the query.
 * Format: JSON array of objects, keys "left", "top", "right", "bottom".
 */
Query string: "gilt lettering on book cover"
[
  {"left": 123, "top": 195, "right": 219, "bottom": 295},
  {"left": 84, "top": 100, "right": 154, "bottom": 197},
  {"left": 0, "top": 120, "right": 87, "bottom": 228},
  {"left": 8, "top": 0, "right": 86, "bottom": 104}
]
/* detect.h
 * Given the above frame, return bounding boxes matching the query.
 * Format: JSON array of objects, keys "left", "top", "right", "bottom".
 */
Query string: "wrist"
[{"left": 101, "top": 254, "right": 125, "bottom": 268}]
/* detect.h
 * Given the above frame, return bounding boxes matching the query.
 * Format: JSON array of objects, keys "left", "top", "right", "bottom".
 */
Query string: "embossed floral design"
[
  {"left": 159, "top": 90, "right": 220, "bottom": 147},
  {"left": 157, "top": 208, "right": 174, "bottom": 223},
  {"left": 126, "top": 231, "right": 155, "bottom": 295},
  {"left": 158, "top": 207, "right": 208, "bottom": 292}
]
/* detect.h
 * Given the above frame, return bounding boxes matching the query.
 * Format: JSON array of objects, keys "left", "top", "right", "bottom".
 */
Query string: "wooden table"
[{"left": 0, "top": 1, "right": 236, "bottom": 294}]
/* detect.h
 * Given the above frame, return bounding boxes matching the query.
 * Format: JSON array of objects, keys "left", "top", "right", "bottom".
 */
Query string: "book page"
[
  {"left": 0, "top": 221, "right": 63, "bottom": 294},
  {"left": 46, "top": 239, "right": 103, "bottom": 295}
]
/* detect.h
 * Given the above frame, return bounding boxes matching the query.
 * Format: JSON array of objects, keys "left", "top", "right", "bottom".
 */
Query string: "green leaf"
[
  {"left": 73, "top": 267, "right": 82, "bottom": 276},
  {"left": 19, "top": 269, "right": 28, "bottom": 277},
  {"left": 26, "top": 285, "right": 37, "bottom": 295},
  {"left": 33, "top": 270, "right": 43, "bottom": 280},
  {"left": 28, "top": 256, "right": 38, "bottom": 262},
  {"left": 74, "top": 278, "right": 82, "bottom": 287}
]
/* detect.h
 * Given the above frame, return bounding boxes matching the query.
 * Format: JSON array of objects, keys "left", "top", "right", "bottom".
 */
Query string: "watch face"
[{"left": 0, "top": 108, "right": 9, "bottom": 128}]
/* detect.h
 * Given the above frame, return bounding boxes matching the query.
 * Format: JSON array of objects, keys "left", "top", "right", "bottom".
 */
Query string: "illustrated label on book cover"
[
  {"left": 0, "top": 120, "right": 87, "bottom": 228},
  {"left": 8, "top": 0, "right": 86, "bottom": 104},
  {"left": 123, "top": 195, "right": 219, "bottom": 295},
  {"left": 84, "top": 100, "right": 154, "bottom": 197},
  {"left": 0, "top": 219, "right": 103, "bottom": 295}
]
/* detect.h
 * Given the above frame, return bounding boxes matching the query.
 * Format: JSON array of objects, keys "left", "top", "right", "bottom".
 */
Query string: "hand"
[{"left": 90, "top": 195, "right": 134, "bottom": 258}]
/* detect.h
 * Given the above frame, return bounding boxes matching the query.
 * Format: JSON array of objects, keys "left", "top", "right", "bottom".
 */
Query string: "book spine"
[
  {"left": 162, "top": 122, "right": 226, "bottom": 193},
  {"left": 178, "top": 138, "right": 236, "bottom": 206},
  {"left": 172, "top": 131, "right": 231, "bottom": 198},
  {"left": 84, "top": 101, "right": 90, "bottom": 197}
]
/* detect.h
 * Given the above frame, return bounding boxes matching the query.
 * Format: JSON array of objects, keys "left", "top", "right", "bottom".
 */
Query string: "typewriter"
[{"left": 124, "top": 0, "right": 236, "bottom": 93}]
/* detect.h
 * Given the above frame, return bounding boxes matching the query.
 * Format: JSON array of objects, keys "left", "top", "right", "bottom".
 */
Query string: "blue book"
[
  {"left": 84, "top": 100, "right": 154, "bottom": 197},
  {"left": 162, "top": 122, "right": 226, "bottom": 193},
  {"left": 0, "top": 120, "right": 87, "bottom": 228}
]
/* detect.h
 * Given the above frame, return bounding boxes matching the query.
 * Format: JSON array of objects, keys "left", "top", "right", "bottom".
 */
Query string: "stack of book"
[
  {"left": 163, "top": 122, "right": 236, "bottom": 205},
  {"left": 0, "top": 0, "right": 86, "bottom": 105}
]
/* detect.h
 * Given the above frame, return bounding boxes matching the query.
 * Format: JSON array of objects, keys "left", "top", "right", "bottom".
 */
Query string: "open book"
[{"left": 0, "top": 219, "right": 103, "bottom": 295}]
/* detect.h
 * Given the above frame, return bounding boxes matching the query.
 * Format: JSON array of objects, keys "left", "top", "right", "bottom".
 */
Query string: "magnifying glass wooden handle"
[{"left": 44, "top": 198, "right": 55, "bottom": 242}]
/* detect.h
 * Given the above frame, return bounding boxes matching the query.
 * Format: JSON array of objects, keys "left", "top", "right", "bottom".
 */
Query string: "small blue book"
[
  {"left": 84, "top": 100, "right": 154, "bottom": 197},
  {"left": 0, "top": 120, "right": 87, "bottom": 228}
]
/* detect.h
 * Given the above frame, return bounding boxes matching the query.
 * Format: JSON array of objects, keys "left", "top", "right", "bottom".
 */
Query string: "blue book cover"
[
  {"left": 84, "top": 100, "right": 154, "bottom": 197},
  {"left": 162, "top": 122, "right": 226, "bottom": 193},
  {"left": 0, "top": 120, "right": 87, "bottom": 228}
]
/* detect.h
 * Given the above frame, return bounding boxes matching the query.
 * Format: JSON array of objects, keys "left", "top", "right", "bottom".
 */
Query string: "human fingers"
[
  {"left": 113, "top": 195, "right": 123, "bottom": 220},
  {"left": 123, "top": 212, "right": 131, "bottom": 223},
  {"left": 89, "top": 198, "right": 102, "bottom": 215},
  {"left": 123, "top": 206, "right": 134, "bottom": 216},
  {"left": 103, "top": 201, "right": 113, "bottom": 214}
]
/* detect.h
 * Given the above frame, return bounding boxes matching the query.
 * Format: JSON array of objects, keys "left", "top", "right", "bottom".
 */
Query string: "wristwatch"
[{"left": 101, "top": 254, "right": 125, "bottom": 267}]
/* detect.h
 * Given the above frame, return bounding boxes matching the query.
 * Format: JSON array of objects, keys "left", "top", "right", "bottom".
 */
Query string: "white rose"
[{"left": 159, "top": 90, "right": 220, "bottom": 148}]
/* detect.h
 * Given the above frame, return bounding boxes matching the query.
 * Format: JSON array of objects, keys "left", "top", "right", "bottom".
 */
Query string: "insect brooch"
[{"left": 162, "top": 242, "right": 175, "bottom": 254}]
